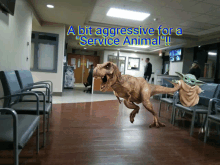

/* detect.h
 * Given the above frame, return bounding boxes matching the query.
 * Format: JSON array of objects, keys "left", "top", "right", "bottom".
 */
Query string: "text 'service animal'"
[{"left": 93, "top": 62, "right": 180, "bottom": 128}]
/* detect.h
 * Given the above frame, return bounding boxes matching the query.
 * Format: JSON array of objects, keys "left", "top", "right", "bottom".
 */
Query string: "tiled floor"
[{"left": 53, "top": 89, "right": 117, "bottom": 104}]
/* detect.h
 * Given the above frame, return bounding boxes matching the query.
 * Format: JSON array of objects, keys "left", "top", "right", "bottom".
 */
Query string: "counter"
[{"left": 154, "top": 74, "right": 179, "bottom": 85}]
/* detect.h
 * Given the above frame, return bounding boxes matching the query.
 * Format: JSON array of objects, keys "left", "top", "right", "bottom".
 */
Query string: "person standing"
[
  {"left": 83, "top": 64, "right": 94, "bottom": 87},
  {"left": 144, "top": 58, "right": 152, "bottom": 82},
  {"left": 188, "top": 61, "right": 201, "bottom": 79}
]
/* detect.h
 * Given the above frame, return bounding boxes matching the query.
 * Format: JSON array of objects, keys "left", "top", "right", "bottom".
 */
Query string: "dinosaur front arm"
[{"left": 113, "top": 91, "right": 122, "bottom": 104}]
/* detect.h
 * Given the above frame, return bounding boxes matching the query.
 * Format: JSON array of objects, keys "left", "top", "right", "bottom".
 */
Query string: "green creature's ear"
[
  {"left": 195, "top": 80, "right": 206, "bottom": 86},
  {"left": 175, "top": 72, "right": 184, "bottom": 79}
]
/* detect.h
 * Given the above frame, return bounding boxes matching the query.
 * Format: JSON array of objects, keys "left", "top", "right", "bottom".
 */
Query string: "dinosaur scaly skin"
[{"left": 93, "top": 62, "right": 181, "bottom": 128}]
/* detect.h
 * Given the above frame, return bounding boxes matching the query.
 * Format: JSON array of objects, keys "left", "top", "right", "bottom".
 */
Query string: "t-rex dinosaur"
[{"left": 93, "top": 62, "right": 181, "bottom": 128}]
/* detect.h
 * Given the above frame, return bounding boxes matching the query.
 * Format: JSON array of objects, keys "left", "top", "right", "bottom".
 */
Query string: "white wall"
[
  {"left": 103, "top": 50, "right": 163, "bottom": 77},
  {"left": 0, "top": 0, "right": 33, "bottom": 106},
  {"left": 169, "top": 61, "right": 183, "bottom": 75},
  {"left": 32, "top": 23, "right": 66, "bottom": 93},
  {"left": 0, "top": 0, "right": 33, "bottom": 71}
]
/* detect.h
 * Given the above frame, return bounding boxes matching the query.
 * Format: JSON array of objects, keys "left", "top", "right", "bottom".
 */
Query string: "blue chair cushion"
[
  {"left": 0, "top": 115, "right": 40, "bottom": 150},
  {"left": 11, "top": 102, "right": 51, "bottom": 114},
  {"left": 175, "top": 104, "right": 208, "bottom": 113},
  {"left": 160, "top": 98, "right": 173, "bottom": 104},
  {"left": 209, "top": 115, "right": 220, "bottom": 123}
]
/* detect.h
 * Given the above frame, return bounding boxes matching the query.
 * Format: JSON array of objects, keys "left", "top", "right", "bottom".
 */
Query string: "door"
[
  {"left": 67, "top": 54, "right": 83, "bottom": 83},
  {"left": 83, "top": 55, "right": 100, "bottom": 83}
]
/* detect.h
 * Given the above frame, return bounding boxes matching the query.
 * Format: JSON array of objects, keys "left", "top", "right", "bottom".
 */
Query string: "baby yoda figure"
[{"left": 172, "top": 72, "right": 205, "bottom": 107}]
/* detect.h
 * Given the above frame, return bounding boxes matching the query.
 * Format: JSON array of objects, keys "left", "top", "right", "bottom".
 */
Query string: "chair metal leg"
[
  {"left": 14, "top": 148, "right": 18, "bottom": 165},
  {"left": 172, "top": 107, "right": 176, "bottom": 125},
  {"left": 177, "top": 109, "right": 180, "bottom": 116},
  {"left": 43, "top": 114, "right": 46, "bottom": 147},
  {"left": 167, "top": 104, "right": 170, "bottom": 111},
  {"left": 36, "top": 125, "right": 39, "bottom": 154},
  {"left": 190, "top": 112, "right": 196, "bottom": 136},
  {"left": 170, "top": 106, "right": 174, "bottom": 124},
  {"left": 47, "top": 113, "right": 50, "bottom": 132},
  {"left": 204, "top": 119, "right": 209, "bottom": 143},
  {"left": 217, "top": 124, "right": 220, "bottom": 135},
  {"left": 159, "top": 101, "right": 162, "bottom": 117}
]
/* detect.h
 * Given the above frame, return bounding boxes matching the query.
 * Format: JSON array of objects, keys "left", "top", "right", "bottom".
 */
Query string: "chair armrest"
[
  {"left": 0, "top": 108, "right": 18, "bottom": 152},
  {"left": 27, "top": 82, "right": 51, "bottom": 93},
  {"left": 21, "top": 86, "right": 50, "bottom": 102},
  {"left": 207, "top": 98, "right": 220, "bottom": 115},
  {"left": 36, "top": 81, "right": 53, "bottom": 93},
  {"left": 0, "top": 92, "right": 40, "bottom": 115}
]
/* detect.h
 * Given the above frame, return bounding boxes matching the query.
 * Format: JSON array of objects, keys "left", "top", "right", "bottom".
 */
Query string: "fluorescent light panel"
[
  {"left": 208, "top": 52, "right": 217, "bottom": 55},
  {"left": 47, "top": 4, "right": 54, "bottom": 8},
  {"left": 107, "top": 8, "right": 150, "bottom": 21}
]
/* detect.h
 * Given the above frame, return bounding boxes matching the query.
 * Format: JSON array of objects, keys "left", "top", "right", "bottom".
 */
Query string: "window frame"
[{"left": 31, "top": 31, "right": 59, "bottom": 73}]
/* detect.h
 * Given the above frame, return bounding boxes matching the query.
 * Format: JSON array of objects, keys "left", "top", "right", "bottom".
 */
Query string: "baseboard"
[
  {"left": 93, "top": 91, "right": 114, "bottom": 94},
  {"left": 53, "top": 92, "right": 62, "bottom": 96}
]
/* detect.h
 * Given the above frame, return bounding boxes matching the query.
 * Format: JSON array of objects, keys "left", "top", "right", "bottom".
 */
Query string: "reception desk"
[{"left": 92, "top": 77, "right": 114, "bottom": 94}]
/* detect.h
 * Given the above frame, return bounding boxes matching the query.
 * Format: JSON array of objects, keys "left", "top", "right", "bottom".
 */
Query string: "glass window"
[
  {"left": 31, "top": 32, "right": 58, "bottom": 73},
  {"left": 38, "top": 43, "right": 55, "bottom": 70}
]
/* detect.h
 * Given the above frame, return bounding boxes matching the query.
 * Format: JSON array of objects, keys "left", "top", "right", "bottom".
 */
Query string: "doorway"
[{"left": 67, "top": 54, "right": 100, "bottom": 83}]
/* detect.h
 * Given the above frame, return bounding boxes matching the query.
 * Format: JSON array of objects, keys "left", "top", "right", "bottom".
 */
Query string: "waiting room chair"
[
  {"left": 15, "top": 70, "right": 53, "bottom": 104},
  {"left": 204, "top": 98, "right": 220, "bottom": 142},
  {"left": 0, "top": 106, "right": 40, "bottom": 165},
  {"left": 172, "top": 83, "right": 219, "bottom": 136},
  {"left": 0, "top": 71, "right": 51, "bottom": 147}
]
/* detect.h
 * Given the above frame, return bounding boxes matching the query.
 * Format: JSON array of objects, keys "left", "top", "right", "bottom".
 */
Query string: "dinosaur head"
[
  {"left": 175, "top": 72, "right": 205, "bottom": 86},
  {"left": 93, "top": 62, "right": 121, "bottom": 92}
]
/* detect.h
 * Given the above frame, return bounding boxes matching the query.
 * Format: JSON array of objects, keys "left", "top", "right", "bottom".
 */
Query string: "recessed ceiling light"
[
  {"left": 208, "top": 52, "right": 217, "bottom": 56},
  {"left": 154, "top": 18, "right": 158, "bottom": 21},
  {"left": 84, "top": 48, "right": 87, "bottom": 49},
  {"left": 47, "top": 4, "right": 54, "bottom": 8},
  {"left": 128, "top": 45, "right": 150, "bottom": 48},
  {"left": 106, "top": 8, "right": 150, "bottom": 21},
  {"left": 198, "top": 45, "right": 201, "bottom": 47},
  {"left": 159, "top": 53, "right": 162, "bottom": 56}
]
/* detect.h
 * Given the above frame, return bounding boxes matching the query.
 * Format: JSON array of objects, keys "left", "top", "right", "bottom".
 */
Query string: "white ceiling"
[{"left": 29, "top": 0, "right": 220, "bottom": 53}]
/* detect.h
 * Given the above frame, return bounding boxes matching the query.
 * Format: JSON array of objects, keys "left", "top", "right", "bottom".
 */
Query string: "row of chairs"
[
  {"left": 158, "top": 80, "right": 220, "bottom": 143},
  {"left": 0, "top": 70, "right": 53, "bottom": 165}
]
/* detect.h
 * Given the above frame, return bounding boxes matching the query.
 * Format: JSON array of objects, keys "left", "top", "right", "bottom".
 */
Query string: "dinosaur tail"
[{"left": 150, "top": 79, "right": 180, "bottom": 96}]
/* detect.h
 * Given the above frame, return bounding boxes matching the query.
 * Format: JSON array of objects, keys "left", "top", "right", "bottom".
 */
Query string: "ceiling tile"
[
  {"left": 184, "top": 28, "right": 203, "bottom": 33},
  {"left": 208, "top": 18, "right": 220, "bottom": 25},
  {"left": 151, "top": 7, "right": 200, "bottom": 20},
  {"left": 184, "top": 2, "right": 219, "bottom": 14},
  {"left": 190, "top": 14, "right": 218, "bottom": 23},
  {"left": 179, "top": 21, "right": 217, "bottom": 30},
  {"left": 96, "top": 0, "right": 116, "bottom": 8},
  {"left": 92, "top": 6, "right": 109, "bottom": 15},
  {"left": 142, "top": 0, "right": 172, "bottom": 7},
  {"left": 165, "top": 0, "right": 199, "bottom": 10},
  {"left": 206, "top": 8, "right": 220, "bottom": 17},
  {"left": 202, "top": 0, "right": 220, "bottom": 5},
  {"left": 90, "top": 14, "right": 105, "bottom": 22}
]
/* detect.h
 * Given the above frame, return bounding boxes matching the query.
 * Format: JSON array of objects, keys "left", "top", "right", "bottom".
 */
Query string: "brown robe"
[{"left": 178, "top": 80, "right": 202, "bottom": 107}]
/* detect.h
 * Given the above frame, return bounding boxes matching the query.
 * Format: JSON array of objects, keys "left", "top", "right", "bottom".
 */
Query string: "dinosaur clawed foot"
[
  {"left": 149, "top": 121, "right": 165, "bottom": 128},
  {"left": 129, "top": 109, "right": 139, "bottom": 123}
]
